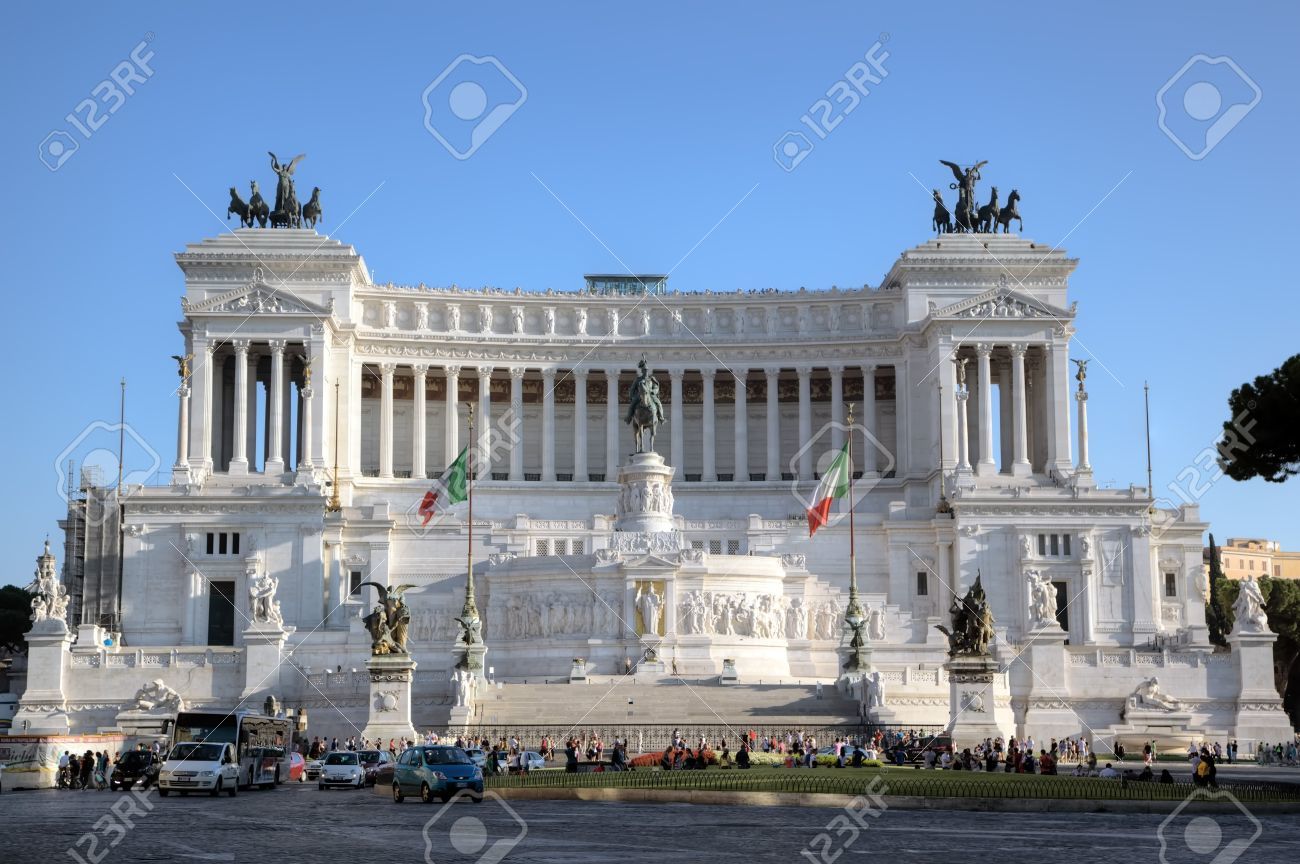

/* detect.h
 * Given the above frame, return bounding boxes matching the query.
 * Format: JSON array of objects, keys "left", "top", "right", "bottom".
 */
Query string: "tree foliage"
[
  {"left": 1259, "top": 577, "right": 1300, "bottom": 729},
  {"left": 1220, "top": 353, "right": 1300, "bottom": 483},
  {"left": 0, "top": 585, "right": 34, "bottom": 654},
  {"left": 1205, "top": 534, "right": 1230, "bottom": 648}
]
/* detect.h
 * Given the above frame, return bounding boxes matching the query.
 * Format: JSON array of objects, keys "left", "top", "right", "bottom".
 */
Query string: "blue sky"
[{"left": 2, "top": 2, "right": 1296, "bottom": 586}]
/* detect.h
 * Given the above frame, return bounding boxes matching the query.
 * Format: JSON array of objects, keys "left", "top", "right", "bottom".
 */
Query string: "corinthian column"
[
  {"left": 477, "top": 366, "right": 493, "bottom": 477},
  {"left": 379, "top": 363, "right": 395, "bottom": 479},
  {"left": 605, "top": 368, "right": 619, "bottom": 478},
  {"left": 445, "top": 365, "right": 461, "bottom": 466},
  {"left": 796, "top": 365, "right": 812, "bottom": 480},
  {"left": 412, "top": 365, "right": 428, "bottom": 480},
  {"left": 669, "top": 369, "right": 684, "bottom": 470},
  {"left": 541, "top": 368, "right": 556, "bottom": 482},
  {"left": 573, "top": 368, "right": 588, "bottom": 481},
  {"left": 829, "top": 364, "right": 844, "bottom": 451},
  {"left": 1010, "top": 345, "right": 1031, "bottom": 477},
  {"left": 510, "top": 368, "right": 525, "bottom": 481},
  {"left": 765, "top": 367, "right": 780, "bottom": 481},
  {"left": 230, "top": 339, "right": 250, "bottom": 475},
  {"left": 976, "top": 344, "right": 995, "bottom": 476},
  {"left": 861, "top": 363, "right": 878, "bottom": 476},
  {"left": 733, "top": 368, "right": 748, "bottom": 482},
  {"left": 702, "top": 368, "right": 717, "bottom": 482},
  {"left": 266, "top": 340, "right": 286, "bottom": 475}
]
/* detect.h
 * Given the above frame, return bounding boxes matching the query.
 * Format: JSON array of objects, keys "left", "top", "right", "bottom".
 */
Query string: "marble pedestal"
[
  {"left": 1228, "top": 630, "right": 1294, "bottom": 750},
  {"left": 945, "top": 654, "right": 1013, "bottom": 747},
  {"left": 615, "top": 452, "right": 676, "bottom": 534},
  {"left": 1015, "top": 626, "right": 1077, "bottom": 740},
  {"left": 12, "top": 624, "right": 74, "bottom": 735},
  {"left": 240, "top": 623, "right": 290, "bottom": 700},
  {"left": 361, "top": 654, "right": 417, "bottom": 744}
]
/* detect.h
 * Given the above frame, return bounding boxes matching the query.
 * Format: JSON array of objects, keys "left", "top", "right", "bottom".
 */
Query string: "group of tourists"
[
  {"left": 1254, "top": 740, "right": 1298, "bottom": 766},
  {"left": 56, "top": 749, "right": 111, "bottom": 790}
]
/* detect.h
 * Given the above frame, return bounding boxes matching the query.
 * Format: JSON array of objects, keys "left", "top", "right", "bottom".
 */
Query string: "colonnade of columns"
[
  {"left": 356, "top": 362, "right": 904, "bottom": 483},
  {"left": 184, "top": 338, "right": 315, "bottom": 476},
  {"left": 952, "top": 342, "right": 1071, "bottom": 478}
]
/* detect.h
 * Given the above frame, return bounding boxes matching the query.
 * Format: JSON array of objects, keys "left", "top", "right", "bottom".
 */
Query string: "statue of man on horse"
[{"left": 625, "top": 355, "right": 666, "bottom": 454}]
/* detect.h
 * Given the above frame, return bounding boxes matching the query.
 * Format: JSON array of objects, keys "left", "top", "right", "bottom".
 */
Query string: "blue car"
[{"left": 392, "top": 746, "right": 484, "bottom": 804}]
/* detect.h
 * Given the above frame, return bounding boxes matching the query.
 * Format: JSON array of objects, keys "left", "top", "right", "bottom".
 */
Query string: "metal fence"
[
  {"left": 462, "top": 723, "right": 942, "bottom": 753},
  {"left": 485, "top": 768, "right": 1300, "bottom": 803}
]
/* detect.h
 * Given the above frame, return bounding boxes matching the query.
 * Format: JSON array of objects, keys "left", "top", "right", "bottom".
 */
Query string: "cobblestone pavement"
[{"left": 2, "top": 783, "right": 1298, "bottom": 863}]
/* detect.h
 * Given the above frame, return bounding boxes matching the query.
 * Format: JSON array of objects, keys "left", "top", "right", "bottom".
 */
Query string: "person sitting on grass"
[
  {"left": 720, "top": 743, "right": 731, "bottom": 768},
  {"left": 1137, "top": 765, "right": 1153, "bottom": 782},
  {"left": 1098, "top": 762, "right": 1119, "bottom": 779},
  {"left": 737, "top": 742, "right": 751, "bottom": 769}
]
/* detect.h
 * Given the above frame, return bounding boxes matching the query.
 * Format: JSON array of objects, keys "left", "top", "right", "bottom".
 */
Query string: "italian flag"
[
  {"left": 807, "top": 443, "right": 851, "bottom": 537},
  {"left": 418, "top": 447, "right": 469, "bottom": 525}
]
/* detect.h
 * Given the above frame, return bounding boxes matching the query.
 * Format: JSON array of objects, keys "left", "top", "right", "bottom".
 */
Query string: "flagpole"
[
  {"left": 846, "top": 402, "right": 861, "bottom": 620},
  {"left": 463, "top": 403, "right": 477, "bottom": 620}
]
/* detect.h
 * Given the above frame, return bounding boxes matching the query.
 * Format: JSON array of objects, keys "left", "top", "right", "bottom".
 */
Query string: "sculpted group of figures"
[
  {"left": 226, "top": 151, "right": 323, "bottom": 230},
  {"left": 676, "top": 591, "right": 872, "bottom": 642},
  {"left": 931, "top": 159, "right": 1023, "bottom": 234},
  {"left": 937, "top": 574, "right": 996, "bottom": 656},
  {"left": 495, "top": 591, "right": 625, "bottom": 640},
  {"left": 618, "top": 480, "right": 673, "bottom": 516}
]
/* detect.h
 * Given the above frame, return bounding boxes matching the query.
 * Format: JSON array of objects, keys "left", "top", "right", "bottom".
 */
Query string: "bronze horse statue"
[
  {"left": 976, "top": 187, "right": 1000, "bottom": 234},
  {"left": 996, "top": 189, "right": 1022, "bottom": 234},
  {"left": 629, "top": 386, "right": 659, "bottom": 454},
  {"left": 227, "top": 187, "right": 252, "bottom": 227},
  {"left": 301, "top": 187, "right": 323, "bottom": 229},
  {"left": 931, "top": 189, "right": 951, "bottom": 234},
  {"left": 247, "top": 181, "right": 269, "bottom": 228}
]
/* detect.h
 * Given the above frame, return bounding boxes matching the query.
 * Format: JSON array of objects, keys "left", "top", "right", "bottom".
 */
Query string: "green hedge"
[{"left": 485, "top": 766, "right": 1300, "bottom": 803}]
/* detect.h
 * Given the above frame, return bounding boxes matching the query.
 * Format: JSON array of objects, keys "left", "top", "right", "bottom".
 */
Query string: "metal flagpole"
[
  {"left": 846, "top": 402, "right": 861, "bottom": 620},
  {"left": 1143, "top": 382, "right": 1154, "bottom": 498},
  {"left": 463, "top": 403, "right": 477, "bottom": 617}
]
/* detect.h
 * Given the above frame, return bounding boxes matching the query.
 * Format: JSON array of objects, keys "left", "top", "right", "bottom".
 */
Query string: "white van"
[{"left": 157, "top": 741, "right": 240, "bottom": 797}]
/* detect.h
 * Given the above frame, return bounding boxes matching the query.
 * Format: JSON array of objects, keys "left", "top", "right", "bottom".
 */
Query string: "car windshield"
[
  {"left": 423, "top": 747, "right": 470, "bottom": 765},
  {"left": 357, "top": 750, "right": 381, "bottom": 765},
  {"left": 119, "top": 751, "right": 150, "bottom": 768},
  {"left": 325, "top": 752, "right": 358, "bottom": 765},
  {"left": 168, "top": 742, "right": 224, "bottom": 763}
]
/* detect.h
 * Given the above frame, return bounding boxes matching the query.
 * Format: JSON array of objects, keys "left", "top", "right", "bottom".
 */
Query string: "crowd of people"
[{"left": 55, "top": 741, "right": 162, "bottom": 791}]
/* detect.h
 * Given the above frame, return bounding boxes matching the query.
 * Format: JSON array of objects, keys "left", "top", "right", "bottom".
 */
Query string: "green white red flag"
[
  {"left": 418, "top": 447, "right": 469, "bottom": 525},
  {"left": 807, "top": 443, "right": 851, "bottom": 537}
]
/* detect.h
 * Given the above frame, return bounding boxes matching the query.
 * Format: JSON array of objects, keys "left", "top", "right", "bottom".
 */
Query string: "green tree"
[
  {"left": 0, "top": 585, "right": 34, "bottom": 654},
  {"left": 1205, "top": 534, "right": 1230, "bottom": 648},
  {"left": 1259, "top": 577, "right": 1300, "bottom": 729},
  {"left": 1220, "top": 353, "right": 1300, "bottom": 483}
]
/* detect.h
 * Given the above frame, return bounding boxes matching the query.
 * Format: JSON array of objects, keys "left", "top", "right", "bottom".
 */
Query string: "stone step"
[{"left": 472, "top": 678, "right": 863, "bottom": 726}]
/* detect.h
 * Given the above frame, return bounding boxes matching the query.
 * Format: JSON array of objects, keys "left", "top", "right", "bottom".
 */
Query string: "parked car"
[
  {"left": 318, "top": 751, "right": 366, "bottom": 790},
  {"left": 110, "top": 750, "right": 160, "bottom": 791},
  {"left": 464, "top": 748, "right": 487, "bottom": 769},
  {"left": 288, "top": 752, "right": 305, "bottom": 782},
  {"left": 157, "top": 742, "right": 239, "bottom": 797},
  {"left": 392, "top": 746, "right": 483, "bottom": 804},
  {"left": 521, "top": 751, "right": 546, "bottom": 772},
  {"left": 305, "top": 758, "right": 324, "bottom": 781},
  {"left": 358, "top": 749, "right": 393, "bottom": 786}
]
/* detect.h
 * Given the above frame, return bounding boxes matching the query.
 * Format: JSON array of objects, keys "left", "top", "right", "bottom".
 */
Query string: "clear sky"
[{"left": 2, "top": 1, "right": 1296, "bottom": 587}]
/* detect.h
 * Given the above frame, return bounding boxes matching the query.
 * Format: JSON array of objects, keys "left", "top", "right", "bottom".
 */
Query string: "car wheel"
[
  {"left": 318, "top": 782, "right": 325, "bottom": 791},
  {"left": 420, "top": 782, "right": 433, "bottom": 804},
  {"left": 228, "top": 780, "right": 237, "bottom": 798},
  {"left": 356, "top": 777, "right": 364, "bottom": 790},
  {"left": 472, "top": 793, "right": 484, "bottom": 804},
  {"left": 158, "top": 789, "right": 170, "bottom": 797},
  {"left": 210, "top": 778, "right": 222, "bottom": 798},
  {"left": 392, "top": 783, "right": 404, "bottom": 804}
]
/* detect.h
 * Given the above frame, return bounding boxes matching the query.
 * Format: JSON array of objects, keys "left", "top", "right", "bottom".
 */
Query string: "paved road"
[{"left": 2, "top": 783, "right": 1298, "bottom": 863}]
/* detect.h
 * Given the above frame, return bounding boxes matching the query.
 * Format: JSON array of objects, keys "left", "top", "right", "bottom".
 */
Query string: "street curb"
[{"left": 491, "top": 786, "right": 1300, "bottom": 814}]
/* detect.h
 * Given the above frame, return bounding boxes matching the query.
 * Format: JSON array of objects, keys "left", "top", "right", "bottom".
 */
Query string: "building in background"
[{"left": 1206, "top": 538, "right": 1300, "bottom": 582}]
